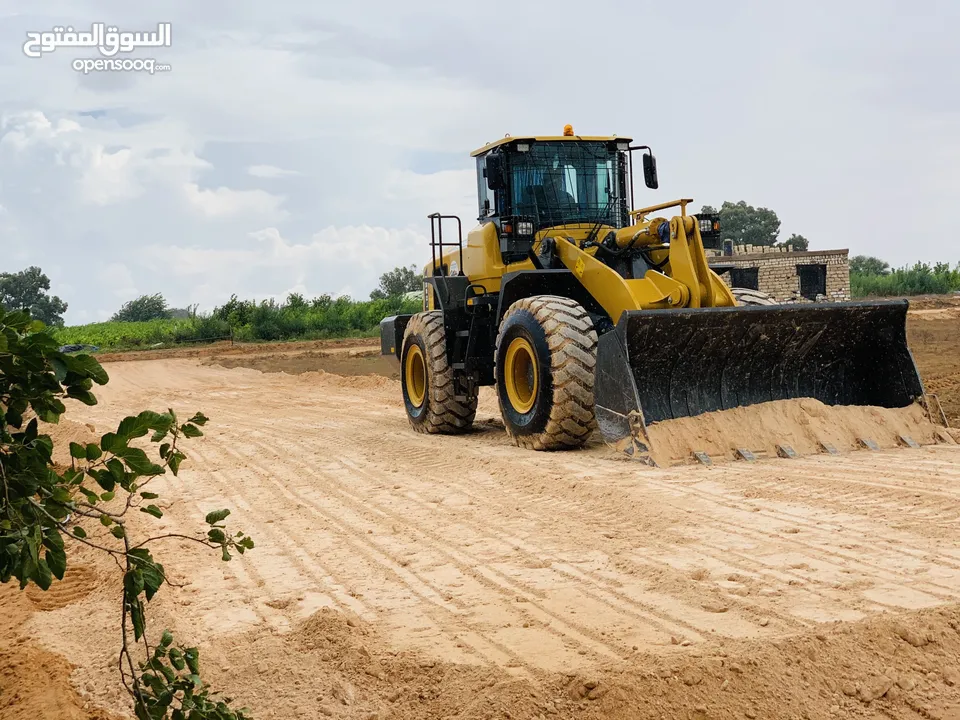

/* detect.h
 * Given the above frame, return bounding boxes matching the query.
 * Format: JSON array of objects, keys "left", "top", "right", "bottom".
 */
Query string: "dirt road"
[
  {"left": 3, "top": 353, "right": 960, "bottom": 719},
  {"left": 3, "top": 298, "right": 960, "bottom": 719}
]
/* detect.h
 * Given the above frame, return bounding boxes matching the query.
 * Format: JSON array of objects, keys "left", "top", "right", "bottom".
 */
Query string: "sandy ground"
[{"left": 3, "top": 299, "right": 960, "bottom": 719}]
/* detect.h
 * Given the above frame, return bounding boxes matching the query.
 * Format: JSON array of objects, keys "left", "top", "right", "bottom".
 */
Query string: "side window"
[
  {"left": 731, "top": 267, "right": 759, "bottom": 290},
  {"left": 797, "top": 264, "right": 826, "bottom": 299},
  {"left": 476, "top": 157, "right": 496, "bottom": 219}
]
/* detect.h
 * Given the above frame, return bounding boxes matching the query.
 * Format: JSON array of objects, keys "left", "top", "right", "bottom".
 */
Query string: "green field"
[{"left": 55, "top": 295, "right": 422, "bottom": 351}]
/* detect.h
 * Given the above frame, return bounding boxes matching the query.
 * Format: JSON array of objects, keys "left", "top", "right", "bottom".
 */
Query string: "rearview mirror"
[
  {"left": 485, "top": 153, "right": 506, "bottom": 191},
  {"left": 642, "top": 152, "right": 658, "bottom": 190}
]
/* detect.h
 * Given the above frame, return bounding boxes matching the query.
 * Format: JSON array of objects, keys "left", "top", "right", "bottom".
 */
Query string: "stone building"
[{"left": 706, "top": 244, "right": 851, "bottom": 302}]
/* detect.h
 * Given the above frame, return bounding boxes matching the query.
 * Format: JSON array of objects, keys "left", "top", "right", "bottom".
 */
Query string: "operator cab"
[{"left": 471, "top": 126, "right": 659, "bottom": 263}]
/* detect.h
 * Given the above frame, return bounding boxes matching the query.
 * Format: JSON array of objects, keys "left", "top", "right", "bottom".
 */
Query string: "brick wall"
[{"left": 706, "top": 246, "right": 851, "bottom": 302}]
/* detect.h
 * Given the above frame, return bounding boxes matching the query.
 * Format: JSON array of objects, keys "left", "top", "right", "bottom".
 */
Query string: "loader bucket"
[{"left": 594, "top": 300, "right": 925, "bottom": 455}]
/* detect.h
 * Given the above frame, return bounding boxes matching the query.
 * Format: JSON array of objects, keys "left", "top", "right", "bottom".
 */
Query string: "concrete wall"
[{"left": 707, "top": 247, "right": 851, "bottom": 302}]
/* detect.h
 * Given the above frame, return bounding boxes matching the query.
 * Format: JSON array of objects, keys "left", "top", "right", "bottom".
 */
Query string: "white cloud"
[
  {"left": 182, "top": 183, "right": 287, "bottom": 219},
  {"left": 247, "top": 164, "right": 300, "bottom": 178}
]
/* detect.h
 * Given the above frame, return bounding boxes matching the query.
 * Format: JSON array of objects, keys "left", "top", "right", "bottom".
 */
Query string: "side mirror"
[
  {"left": 642, "top": 152, "right": 658, "bottom": 190},
  {"left": 485, "top": 153, "right": 506, "bottom": 191}
]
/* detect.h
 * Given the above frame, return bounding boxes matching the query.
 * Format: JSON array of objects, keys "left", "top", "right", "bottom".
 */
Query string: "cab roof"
[{"left": 469, "top": 135, "right": 633, "bottom": 157}]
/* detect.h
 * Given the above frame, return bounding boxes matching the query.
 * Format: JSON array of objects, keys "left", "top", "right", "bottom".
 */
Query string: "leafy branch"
[{"left": 0, "top": 308, "right": 254, "bottom": 719}]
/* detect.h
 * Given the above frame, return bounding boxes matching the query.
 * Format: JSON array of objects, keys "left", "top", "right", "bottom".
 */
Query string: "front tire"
[
  {"left": 495, "top": 296, "right": 598, "bottom": 450},
  {"left": 401, "top": 312, "right": 477, "bottom": 434}
]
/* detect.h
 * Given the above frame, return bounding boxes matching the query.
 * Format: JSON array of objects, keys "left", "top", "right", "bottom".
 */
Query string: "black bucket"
[{"left": 594, "top": 300, "right": 925, "bottom": 449}]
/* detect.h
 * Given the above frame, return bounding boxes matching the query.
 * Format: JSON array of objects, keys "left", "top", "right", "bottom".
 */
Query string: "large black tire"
[
  {"left": 495, "top": 296, "right": 598, "bottom": 451},
  {"left": 732, "top": 287, "right": 778, "bottom": 306},
  {"left": 400, "top": 311, "right": 477, "bottom": 434}
]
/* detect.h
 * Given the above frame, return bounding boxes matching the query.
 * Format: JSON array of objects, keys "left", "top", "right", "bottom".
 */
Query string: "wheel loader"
[{"left": 380, "top": 126, "right": 924, "bottom": 458}]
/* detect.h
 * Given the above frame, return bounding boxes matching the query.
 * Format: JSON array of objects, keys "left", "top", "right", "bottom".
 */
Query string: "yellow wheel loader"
[{"left": 380, "top": 126, "right": 924, "bottom": 459}]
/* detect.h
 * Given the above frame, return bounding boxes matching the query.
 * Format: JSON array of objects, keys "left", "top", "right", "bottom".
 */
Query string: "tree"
[
  {"left": 113, "top": 293, "right": 171, "bottom": 322},
  {"left": 850, "top": 255, "right": 891, "bottom": 276},
  {"left": 700, "top": 201, "right": 781, "bottom": 247},
  {"left": 0, "top": 308, "right": 254, "bottom": 718},
  {"left": 779, "top": 233, "right": 809, "bottom": 251},
  {"left": 370, "top": 265, "right": 422, "bottom": 300},
  {"left": 0, "top": 266, "right": 68, "bottom": 326}
]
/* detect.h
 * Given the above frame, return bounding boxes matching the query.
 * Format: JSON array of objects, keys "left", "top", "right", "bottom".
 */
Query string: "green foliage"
[
  {"left": 56, "top": 294, "right": 421, "bottom": 352},
  {"left": 851, "top": 261, "right": 960, "bottom": 298},
  {"left": 0, "top": 308, "right": 253, "bottom": 718},
  {"left": 369, "top": 265, "right": 422, "bottom": 300},
  {"left": 850, "top": 255, "right": 891, "bottom": 276},
  {"left": 779, "top": 233, "right": 809, "bottom": 251},
  {"left": 701, "top": 201, "right": 781, "bottom": 247},
  {"left": 113, "top": 294, "right": 172, "bottom": 323},
  {"left": 0, "top": 266, "right": 68, "bottom": 327}
]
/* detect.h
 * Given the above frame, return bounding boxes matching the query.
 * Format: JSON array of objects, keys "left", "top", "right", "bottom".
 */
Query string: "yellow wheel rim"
[
  {"left": 405, "top": 345, "right": 426, "bottom": 407},
  {"left": 504, "top": 336, "right": 538, "bottom": 414}
]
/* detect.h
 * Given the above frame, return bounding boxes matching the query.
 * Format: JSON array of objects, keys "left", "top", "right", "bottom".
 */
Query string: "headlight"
[
  {"left": 699, "top": 218, "right": 713, "bottom": 234},
  {"left": 517, "top": 221, "right": 534, "bottom": 235}
]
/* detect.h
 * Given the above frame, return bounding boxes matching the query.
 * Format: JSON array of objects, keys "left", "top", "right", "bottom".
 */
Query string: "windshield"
[{"left": 508, "top": 141, "right": 625, "bottom": 229}]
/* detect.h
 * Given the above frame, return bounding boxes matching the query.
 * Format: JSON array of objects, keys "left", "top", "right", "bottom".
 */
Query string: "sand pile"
[
  {"left": 645, "top": 398, "right": 949, "bottom": 466},
  {"left": 35, "top": 418, "right": 99, "bottom": 466},
  {"left": 184, "top": 603, "right": 960, "bottom": 720}
]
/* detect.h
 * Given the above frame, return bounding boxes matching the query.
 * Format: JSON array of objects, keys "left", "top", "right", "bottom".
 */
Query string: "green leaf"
[
  {"left": 180, "top": 423, "right": 203, "bottom": 438},
  {"left": 140, "top": 492, "right": 159, "bottom": 500},
  {"left": 69, "top": 442, "right": 86, "bottom": 460},
  {"left": 31, "top": 557, "right": 53, "bottom": 591},
  {"left": 85, "top": 443, "right": 102, "bottom": 461},
  {"left": 124, "top": 569, "right": 145, "bottom": 598},
  {"left": 100, "top": 432, "right": 122, "bottom": 453},
  {"left": 161, "top": 629, "right": 173, "bottom": 647},
  {"left": 100, "top": 491, "right": 115, "bottom": 502},
  {"left": 204, "top": 509, "right": 230, "bottom": 525},
  {"left": 239, "top": 536, "right": 255, "bottom": 550},
  {"left": 45, "top": 546, "right": 67, "bottom": 581},
  {"left": 130, "top": 599, "right": 145, "bottom": 640},
  {"left": 142, "top": 560, "right": 164, "bottom": 600},
  {"left": 107, "top": 458, "right": 125, "bottom": 483},
  {"left": 79, "top": 487, "right": 99, "bottom": 504},
  {"left": 90, "top": 469, "right": 115, "bottom": 493},
  {"left": 100, "top": 514, "right": 113, "bottom": 527},
  {"left": 159, "top": 443, "right": 171, "bottom": 459},
  {"left": 72, "top": 527, "right": 87, "bottom": 539},
  {"left": 221, "top": 546, "right": 232, "bottom": 562},
  {"left": 110, "top": 525, "right": 125, "bottom": 539},
  {"left": 51, "top": 356, "right": 68, "bottom": 381},
  {"left": 64, "top": 353, "right": 109, "bottom": 384},
  {"left": 187, "top": 412, "right": 209, "bottom": 426},
  {"left": 115, "top": 446, "right": 163, "bottom": 476},
  {"left": 168, "top": 647, "right": 185, "bottom": 671},
  {"left": 168, "top": 451, "right": 184, "bottom": 476},
  {"left": 207, "top": 528, "right": 226, "bottom": 544},
  {"left": 140, "top": 505, "right": 163, "bottom": 519},
  {"left": 184, "top": 648, "right": 200, "bottom": 675}
]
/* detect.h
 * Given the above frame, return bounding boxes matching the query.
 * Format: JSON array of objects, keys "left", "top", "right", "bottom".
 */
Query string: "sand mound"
[
  {"left": 646, "top": 398, "right": 944, "bottom": 465},
  {"left": 36, "top": 418, "right": 99, "bottom": 466},
  {"left": 197, "top": 603, "right": 960, "bottom": 720}
]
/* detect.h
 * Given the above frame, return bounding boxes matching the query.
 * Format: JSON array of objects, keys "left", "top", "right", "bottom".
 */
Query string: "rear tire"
[
  {"left": 732, "top": 287, "right": 778, "bottom": 306},
  {"left": 401, "top": 311, "right": 477, "bottom": 434},
  {"left": 495, "top": 296, "right": 597, "bottom": 451}
]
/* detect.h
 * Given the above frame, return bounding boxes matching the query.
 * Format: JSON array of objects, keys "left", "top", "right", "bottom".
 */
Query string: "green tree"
[
  {"left": 779, "top": 233, "right": 809, "bottom": 251},
  {"left": 701, "top": 201, "right": 781, "bottom": 247},
  {"left": 850, "top": 255, "right": 891, "bottom": 276},
  {"left": 370, "top": 265, "right": 421, "bottom": 300},
  {"left": 1, "top": 308, "right": 254, "bottom": 718},
  {"left": 0, "top": 266, "right": 68, "bottom": 326},
  {"left": 112, "top": 293, "right": 171, "bottom": 322}
]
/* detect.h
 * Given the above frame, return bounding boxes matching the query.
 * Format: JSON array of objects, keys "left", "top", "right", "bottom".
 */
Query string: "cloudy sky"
[{"left": 0, "top": 1, "right": 956, "bottom": 324}]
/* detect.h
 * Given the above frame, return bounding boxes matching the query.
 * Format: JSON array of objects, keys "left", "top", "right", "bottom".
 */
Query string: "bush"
[
  {"left": 852, "top": 261, "right": 960, "bottom": 298},
  {"left": 56, "top": 293, "right": 422, "bottom": 351}
]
